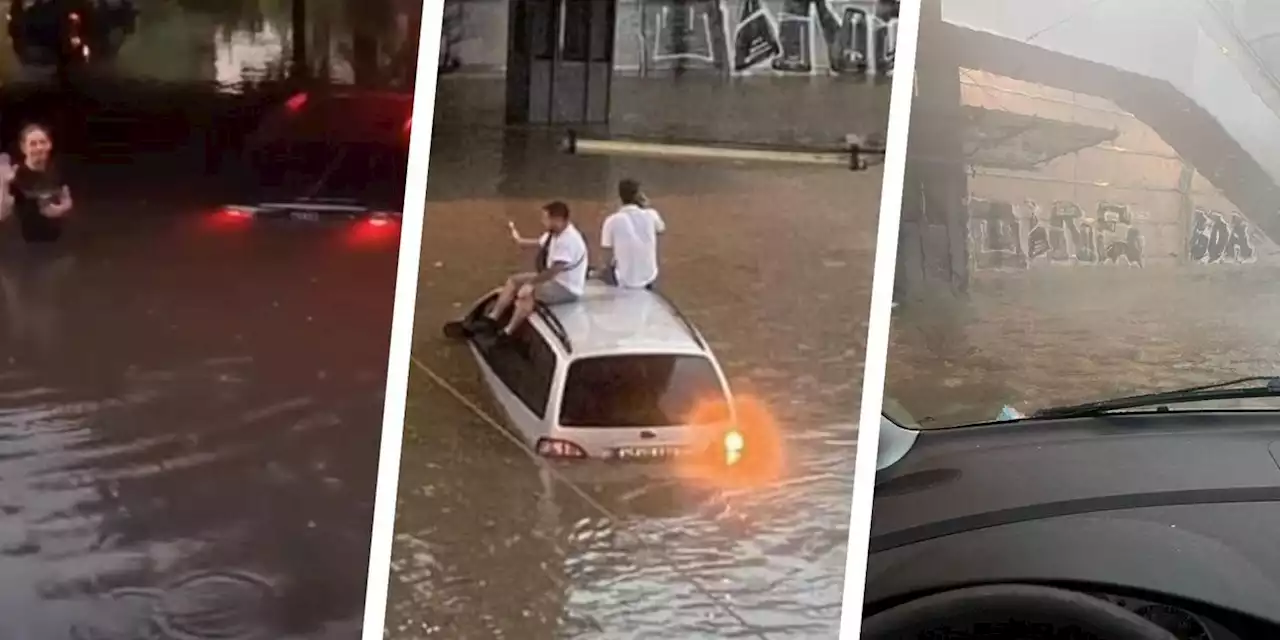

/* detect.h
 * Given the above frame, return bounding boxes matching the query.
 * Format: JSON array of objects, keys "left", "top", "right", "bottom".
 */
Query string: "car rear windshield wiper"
[{"left": 1032, "top": 376, "right": 1280, "bottom": 419}]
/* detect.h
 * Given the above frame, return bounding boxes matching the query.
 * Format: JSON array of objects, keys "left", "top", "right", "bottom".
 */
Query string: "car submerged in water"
[
  {"left": 862, "top": 385, "right": 1280, "bottom": 640},
  {"left": 217, "top": 90, "right": 410, "bottom": 230},
  {"left": 444, "top": 281, "right": 747, "bottom": 479}
]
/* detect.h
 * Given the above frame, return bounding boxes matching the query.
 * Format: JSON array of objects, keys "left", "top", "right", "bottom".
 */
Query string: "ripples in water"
[
  {"left": 0, "top": 208, "right": 397, "bottom": 638},
  {"left": 0, "top": 360, "right": 271, "bottom": 639}
]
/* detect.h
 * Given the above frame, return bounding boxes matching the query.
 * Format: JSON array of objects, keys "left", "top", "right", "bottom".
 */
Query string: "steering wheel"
[{"left": 862, "top": 584, "right": 1177, "bottom": 640}]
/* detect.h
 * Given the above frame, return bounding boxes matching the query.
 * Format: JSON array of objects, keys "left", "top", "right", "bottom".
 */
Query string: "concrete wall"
[
  {"left": 436, "top": 0, "right": 893, "bottom": 145},
  {"left": 961, "top": 70, "right": 1278, "bottom": 271},
  {"left": 942, "top": 0, "right": 1280, "bottom": 219},
  {"left": 433, "top": 73, "right": 888, "bottom": 146}
]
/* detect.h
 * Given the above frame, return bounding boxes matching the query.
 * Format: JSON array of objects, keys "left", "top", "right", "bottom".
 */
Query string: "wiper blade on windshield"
[{"left": 1031, "top": 376, "right": 1280, "bottom": 419}]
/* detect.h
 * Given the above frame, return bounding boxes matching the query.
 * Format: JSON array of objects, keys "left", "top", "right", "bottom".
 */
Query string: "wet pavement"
[
  {"left": 0, "top": 199, "right": 400, "bottom": 639},
  {"left": 386, "top": 126, "right": 880, "bottom": 638},
  {"left": 0, "top": 0, "right": 421, "bottom": 635},
  {"left": 0, "top": 93, "right": 401, "bottom": 638},
  {"left": 885, "top": 266, "right": 1280, "bottom": 429}
]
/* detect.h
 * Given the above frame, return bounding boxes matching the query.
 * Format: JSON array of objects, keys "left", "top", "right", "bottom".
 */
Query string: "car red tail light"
[
  {"left": 536, "top": 438, "right": 587, "bottom": 459},
  {"left": 221, "top": 206, "right": 254, "bottom": 219},
  {"left": 285, "top": 92, "right": 309, "bottom": 112}
]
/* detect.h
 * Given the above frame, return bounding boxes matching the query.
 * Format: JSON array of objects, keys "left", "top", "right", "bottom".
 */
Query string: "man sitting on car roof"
[
  {"left": 598, "top": 178, "right": 664, "bottom": 290},
  {"left": 471, "top": 200, "right": 589, "bottom": 345}
]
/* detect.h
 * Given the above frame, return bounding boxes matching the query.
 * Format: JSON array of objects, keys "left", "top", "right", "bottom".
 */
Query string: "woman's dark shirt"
[{"left": 10, "top": 163, "right": 65, "bottom": 243}]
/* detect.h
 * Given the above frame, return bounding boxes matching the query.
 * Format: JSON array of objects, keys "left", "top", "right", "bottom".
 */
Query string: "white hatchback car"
[{"left": 446, "top": 282, "right": 743, "bottom": 469}]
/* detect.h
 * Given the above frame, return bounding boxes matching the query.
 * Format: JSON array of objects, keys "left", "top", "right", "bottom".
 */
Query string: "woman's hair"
[{"left": 17, "top": 123, "right": 50, "bottom": 149}]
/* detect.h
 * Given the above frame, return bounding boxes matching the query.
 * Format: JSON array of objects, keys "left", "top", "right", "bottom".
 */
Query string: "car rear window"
[
  {"left": 322, "top": 143, "right": 408, "bottom": 201},
  {"left": 249, "top": 141, "right": 336, "bottom": 192},
  {"left": 286, "top": 98, "right": 411, "bottom": 142},
  {"left": 559, "top": 355, "right": 728, "bottom": 428},
  {"left": 247, "top": 141, "right": 407, "bottom": 204}
]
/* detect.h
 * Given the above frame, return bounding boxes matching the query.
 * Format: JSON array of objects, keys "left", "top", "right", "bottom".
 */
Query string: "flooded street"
[
  {"left": 884, "top": 3, "right": 1280, "bottom": 431},
  {"left": 387, "top": 127, "right": 879, "bottom": 638},
  {"left": 0, "top": 184, "right": 399, "bottom": 639},
  {"left": 0, "top": 1, "right": 414, "bottom": 631},
  {"left": 886, "top": 267, "right": 1280, "bottom": 429}
]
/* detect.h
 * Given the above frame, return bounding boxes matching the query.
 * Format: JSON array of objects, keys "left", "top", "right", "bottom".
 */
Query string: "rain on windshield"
[{"left": 887, "top": 0, "right": 1280, "bottom": 428}]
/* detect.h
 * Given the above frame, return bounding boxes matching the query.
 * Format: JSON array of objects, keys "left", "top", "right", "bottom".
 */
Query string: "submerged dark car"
[
  {"left": 220, "top": 90, "right": 411, "bottom": 228},
  {"left": 862, "top": 389, "right": 1280, "bottom": 640}
]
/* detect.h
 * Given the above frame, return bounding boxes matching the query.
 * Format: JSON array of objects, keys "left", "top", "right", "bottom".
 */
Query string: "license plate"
[
  {"left": 614, "top": 446, "right": 686, "bottom": 460},
  {"left": 290, "top": 211, "right": 321, "bottom": 222}
]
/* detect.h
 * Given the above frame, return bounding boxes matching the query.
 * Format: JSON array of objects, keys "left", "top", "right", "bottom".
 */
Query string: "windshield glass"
[
  {"left": 887, "top": 0, "right": 1280, "bottom": 427},
  {"left": 559, "top": 354, "right": 728, "bottom": 428},
  {"left": 247, "top": 141, "right": 408, "bottom": 205}
]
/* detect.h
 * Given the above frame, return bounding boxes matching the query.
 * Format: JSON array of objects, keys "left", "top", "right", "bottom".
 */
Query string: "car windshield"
[
  {"left": 559, "top": 354, "right": 728, "bottom": 428},
  {"left": 887, "top": 0, "right": 1280, "bottom": 428},
  {"left": 247, "top": 141, "right": 408, "bottom": 205}
]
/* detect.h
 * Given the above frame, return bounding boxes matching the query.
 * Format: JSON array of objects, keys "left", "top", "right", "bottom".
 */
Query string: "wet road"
[
  {"left": 0, "top": 0, "right": 418, "bottom": 634},
  {"left": 885, "top": 267, "right": 1280, "bottom": 428},
  {"left": 0, "top": 147, "right": 400, "bottom": 637},
  {"left": 387, "top": 128, "right": 879, "bottom": 638}
]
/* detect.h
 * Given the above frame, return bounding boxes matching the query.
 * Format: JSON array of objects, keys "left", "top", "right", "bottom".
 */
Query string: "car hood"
[{"left": 871, "top": 413, "right": 1280, "bottom": 554}]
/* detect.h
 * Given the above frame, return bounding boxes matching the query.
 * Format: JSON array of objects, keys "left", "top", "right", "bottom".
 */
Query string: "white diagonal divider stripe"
[
  {"left": 360, "top": 3, "right": 444, "bottom": 639},
  {"left": 838, "top": 0, "right": 923, "bottom": 638}
]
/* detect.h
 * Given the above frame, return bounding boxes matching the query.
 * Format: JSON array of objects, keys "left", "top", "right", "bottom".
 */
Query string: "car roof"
[
  {"left": 532, "top": 282, "right": 709, "bottom": 359},
  {"left": 267, "top": 90, "right": 413, "bottom": 145}
]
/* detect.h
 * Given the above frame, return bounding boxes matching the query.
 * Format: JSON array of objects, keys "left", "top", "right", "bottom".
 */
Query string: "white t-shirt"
[
  {"left": 601, "top": 204, "right": 665, "bottom": 288},
  {"left": 539, "top": 223, "right": 589, "bottom": 296}
]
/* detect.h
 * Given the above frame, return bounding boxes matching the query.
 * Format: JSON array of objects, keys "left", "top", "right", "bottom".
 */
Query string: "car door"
[{"left": 477, "top": 324, "right": 557, "bottom": 442}]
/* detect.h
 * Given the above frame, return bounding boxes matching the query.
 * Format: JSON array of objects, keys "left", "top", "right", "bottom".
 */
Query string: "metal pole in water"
[{"left": 561, "top": 130, "right": 884, "bottom": 171}]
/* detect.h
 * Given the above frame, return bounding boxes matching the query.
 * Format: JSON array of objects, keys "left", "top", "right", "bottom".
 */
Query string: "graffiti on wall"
[
  {"left": 651, "top": 0, "right": 727, "bottom": 67},
  {"left": 641, "top": 0, "right": 897, "bottom": 76},
  {"left": 1189, "top": 207, "right": 1256, "bottom": 264},
  {"left": 969, "top": 199, "right": 1026, "bottom": 270},
  {"left": 752, "top": 0, "right": 898, "bottom": 74},
  {"left": 969, "top": 198, "right": 1146, "bottom": 270}
]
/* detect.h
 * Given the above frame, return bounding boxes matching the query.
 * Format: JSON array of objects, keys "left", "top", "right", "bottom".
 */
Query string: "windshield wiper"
[{"left": 1031, "top": 376, "right": 1280, "bottom": 419}]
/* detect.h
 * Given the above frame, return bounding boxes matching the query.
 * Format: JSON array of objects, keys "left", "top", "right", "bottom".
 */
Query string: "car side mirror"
[{"left": 877, "top": 413, "right": 919, "bottom": 472}]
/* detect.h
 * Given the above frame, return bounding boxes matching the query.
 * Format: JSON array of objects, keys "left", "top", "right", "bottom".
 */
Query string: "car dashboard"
[{"left": 870, "top": 411, "right": 1280, "bottom": 638}]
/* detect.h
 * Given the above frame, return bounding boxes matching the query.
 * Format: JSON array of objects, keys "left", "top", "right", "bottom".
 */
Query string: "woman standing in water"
[
  {"left": 0, "top": 124, "right": 75, "bottom": 356},
  {"left": 0, "top": 123, "right": 73, "bottom": 242}
]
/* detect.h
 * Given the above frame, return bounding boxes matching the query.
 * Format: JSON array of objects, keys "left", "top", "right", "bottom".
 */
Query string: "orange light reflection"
[{"left": 674, "top": 393, "right": 786, "bottom": 491}]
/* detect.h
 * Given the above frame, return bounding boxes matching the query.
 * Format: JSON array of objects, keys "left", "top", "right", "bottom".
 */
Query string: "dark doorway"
[{"left": 506, "top": 0, "right": 616, "bottom": 125}]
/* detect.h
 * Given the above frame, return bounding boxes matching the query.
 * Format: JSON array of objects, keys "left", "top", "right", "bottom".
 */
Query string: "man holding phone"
[
  {"left": 470, "top": 200, "right": 588, "bottom": 344},
  {"left": 598, "top": 178, "right": 665, "bottom": 289}
]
